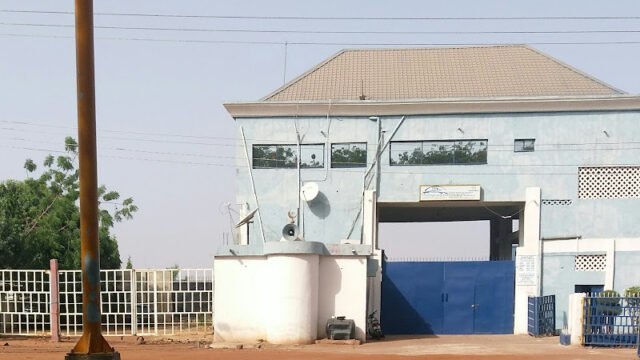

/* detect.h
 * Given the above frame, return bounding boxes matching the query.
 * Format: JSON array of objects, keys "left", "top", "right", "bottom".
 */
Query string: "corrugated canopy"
[{"left": 262, "top": 45, "right": 623, "bottom": 102}]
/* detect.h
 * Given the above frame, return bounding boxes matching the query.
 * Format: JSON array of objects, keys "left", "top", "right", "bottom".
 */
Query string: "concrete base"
[
  {"left": 65, "top": 352, "right": 121, "bottom": 360},
  {"left": 315, "top": 339, "right": 361, "bottom": 345}
]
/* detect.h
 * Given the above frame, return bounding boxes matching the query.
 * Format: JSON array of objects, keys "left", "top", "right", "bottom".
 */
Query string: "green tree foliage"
[
  {"left": 125, "top": 256, "right": 133, "bottom": 270},
  {"left": 0, "top": 137, "right": 138, "bottom": 270}
]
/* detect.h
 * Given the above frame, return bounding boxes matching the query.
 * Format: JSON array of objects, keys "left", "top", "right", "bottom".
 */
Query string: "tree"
[
  {"left": 0, "top": 137, "right": 138, "bottom": 270},
  {"left": 125, "top": 256, "right": 133, "bottom": 270}
]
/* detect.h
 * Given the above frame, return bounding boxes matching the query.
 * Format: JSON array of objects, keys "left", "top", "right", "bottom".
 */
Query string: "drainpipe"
[{"left": 294, "top": 120, "right": 302, "bottom": 235}]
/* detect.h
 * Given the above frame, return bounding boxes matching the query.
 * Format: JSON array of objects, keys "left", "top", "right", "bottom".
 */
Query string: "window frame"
[
  {"left": 389, "top": 139, "right": 488, "bottom": 166},
  {"left": 514, "top": 138, "right": 535, "bottom": 153},
  {"left": 299, "top": 143, "right": 325, "bottom": 169},
  {"left": 251, "top": 143, "right": 325, "bottom": 169},
  {"left": 330, "top": 142, "right": 368, "bottom": 168}
]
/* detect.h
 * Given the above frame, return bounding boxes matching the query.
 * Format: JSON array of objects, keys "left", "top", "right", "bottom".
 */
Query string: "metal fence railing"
[
  {"left": 0, "top": 270, "right": 50, "bottom": 335},
  {"left": 528, "top": 295, "right": 556, "bottom": 337},
  {"left": 0, "top": 267, "right": 213, "bottom": 337},
  {"left": 583, "top": 294, "right": 640, "bottom": 347}
]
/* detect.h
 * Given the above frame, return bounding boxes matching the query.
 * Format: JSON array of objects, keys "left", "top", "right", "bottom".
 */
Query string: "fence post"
[
  {"left": 568, "top": 293, "right": 586, "bottom": 346},
  {"left": 130, "top": 270, "right": 137, "bottom": 336},
  {"left": 49, "top": 259, "right": 60, "bottom": 342}
]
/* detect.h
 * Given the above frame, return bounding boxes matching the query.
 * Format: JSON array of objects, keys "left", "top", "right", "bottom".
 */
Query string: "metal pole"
[{"left": 67, "top": 1, "right": 119, "bottom": 358}]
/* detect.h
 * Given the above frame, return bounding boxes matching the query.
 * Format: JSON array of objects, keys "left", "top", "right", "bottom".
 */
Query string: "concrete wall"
[
  {"left": 541, "top": 238, "right": 640, "bottom": 331},
  {"left": 214, "top": 257, "right": 267, "bottom": 342},
  {"left": 234, "top": 110, "right": 640, "bottom": 336},
  {"left": 236, "top": 111, "right": 640, "bottom": 247},
  {"left": 317, "top": 256, "right": 368, "bottom": 341},
  {"left": 214, "top": 254, "right": 368, "bottom": 343},
  {"left": 614, "top": 251, "right": 640, "bottom": 292}
]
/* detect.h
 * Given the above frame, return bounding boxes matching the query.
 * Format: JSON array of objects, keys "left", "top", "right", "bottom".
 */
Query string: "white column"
[
  {"left": 514, "top": 187, "right": 541, "bottom": 334},
  {"left": 362, "top": 190, "right": 376, "bottom": 246},
  {"left": 568, "top": 293, "right": 586, "bottom": 346},
  {"left": 605, "top": 239, "right": 616, "bottom": 290}
]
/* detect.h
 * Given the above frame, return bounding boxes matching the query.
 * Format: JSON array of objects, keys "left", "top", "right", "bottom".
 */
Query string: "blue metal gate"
[
  {"left": 583, "top": 294, "right": 639, "bottom": 347},
  {"left": 381, "top": 260, "right": 514, "bottom": 335}
]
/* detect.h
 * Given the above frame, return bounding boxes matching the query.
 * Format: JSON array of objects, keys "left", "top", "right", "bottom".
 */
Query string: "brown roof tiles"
[{"left": 262, "top": 45, "right": 623, "bottom": 102}]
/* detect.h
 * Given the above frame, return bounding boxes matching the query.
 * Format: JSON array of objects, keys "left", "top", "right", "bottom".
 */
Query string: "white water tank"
[{"left": 265, "top": 254, "right": 319, "bottom": 344}]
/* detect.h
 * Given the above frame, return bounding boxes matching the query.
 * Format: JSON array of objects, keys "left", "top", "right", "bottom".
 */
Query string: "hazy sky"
[{"left": 1, "top": 1, "right": 639, "bottom": 268}]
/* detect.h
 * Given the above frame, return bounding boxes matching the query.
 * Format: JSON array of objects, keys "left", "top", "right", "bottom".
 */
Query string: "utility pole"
[{"left": 66, "top": 1, "right": 120, "bottom": 359}]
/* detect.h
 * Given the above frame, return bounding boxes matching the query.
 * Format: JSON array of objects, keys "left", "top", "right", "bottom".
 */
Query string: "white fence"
[
  {"left": 0, "top": 268, "right": 213, "bottom": 337},
  {"left": 0, "top": 270, "right": 51, "bottom": 335}
]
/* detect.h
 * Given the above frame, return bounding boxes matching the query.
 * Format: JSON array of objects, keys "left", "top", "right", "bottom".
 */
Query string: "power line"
[
  {"left": 4, "top": 32, "right": 640, "bottom": 47},
  {"left": 4, "top": 141, "right": 640, "bottom": 175},
  {"left": 4, "top": 121, "right": 640, "bottom": 150},
  {"left": 2, "top": 9, "right": 640, "bottom": 21},
  {"left": 4, "top": 22, "right": 640, "bottom": 36}
]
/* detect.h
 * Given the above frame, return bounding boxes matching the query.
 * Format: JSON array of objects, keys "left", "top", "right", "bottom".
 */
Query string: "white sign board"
[
  {"left": 419, "top": 185, "right": 481, "bottom": 201},
  {"left": 516, "top": 255, "right": 537, "bottom": 286}
]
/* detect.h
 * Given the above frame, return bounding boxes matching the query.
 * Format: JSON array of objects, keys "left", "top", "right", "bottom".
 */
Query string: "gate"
[
  {"left": 583, "top": 294, "right": 639, "bottom": 347},
  {"left": 527, "top": 295, "right": 556, "bottom": 336},
  {"left": 381, "top": 260, "right": 514, "bottom": 335}
]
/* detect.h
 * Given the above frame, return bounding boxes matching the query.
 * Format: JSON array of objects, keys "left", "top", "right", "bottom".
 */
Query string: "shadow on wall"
[
  {"left": 381, "top": 275, "right": 436, "bottom": 335},
  {"left": 307, "top": 192, "right": 331, "bottom": 219}
]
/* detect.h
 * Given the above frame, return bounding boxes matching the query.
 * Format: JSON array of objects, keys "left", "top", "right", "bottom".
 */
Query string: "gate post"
[
  {"left": 130, "top": 270, "right": 137, "bottom": 336},
  {"left": 568, "top": 293, "right": 586, "bottom": 346},
  {"left": 514, "top": 187, "right": 541, "bottom": 334},
  {"left": 50, "top": 259, "right": 60, "bottom": 342}
]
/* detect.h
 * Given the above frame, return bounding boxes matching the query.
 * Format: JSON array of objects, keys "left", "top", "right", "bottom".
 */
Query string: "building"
[{"left": 215, "top": 45, "right": 640, "bottom": 343}]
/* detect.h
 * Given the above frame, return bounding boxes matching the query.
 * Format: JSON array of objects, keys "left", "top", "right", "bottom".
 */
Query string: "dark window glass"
[
  {"left": 252, "top": 144, "right": 325, "bottom": 169},
  {"left": 300, "top": 144, "right": 324, "bottom": 168},
  {"left": 252, "top": 145, "right": 296, "bottom": 168},
  {"left": 514, "top": 139, "right": 535, "bottom": 152},
  {"left": 331, "top": 143, "right": 367, "bottom": 168},
  {"left": 389, "top": 139, "right": 488, "bottom": 166}
]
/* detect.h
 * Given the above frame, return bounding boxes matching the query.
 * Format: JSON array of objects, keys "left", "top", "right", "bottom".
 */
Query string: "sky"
[{"left": 1, "top": 1, "right": 639, "bottom": 268}]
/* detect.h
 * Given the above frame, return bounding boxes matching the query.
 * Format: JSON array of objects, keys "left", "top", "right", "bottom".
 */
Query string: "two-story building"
[{"left": 214, "top": 45, "right": 640, "bottom": 343}]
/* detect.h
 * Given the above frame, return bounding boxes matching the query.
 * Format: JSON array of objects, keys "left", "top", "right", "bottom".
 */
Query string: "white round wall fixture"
[{"left": 300, "top": 182, "right": 320, "bottom": 202}]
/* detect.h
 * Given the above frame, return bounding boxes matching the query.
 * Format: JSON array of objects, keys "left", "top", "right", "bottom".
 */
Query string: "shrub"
[
  {"left": 595, "top": 290, "right": 622, "bottom": 316},
  {"left": 625, "top": 286, "right": 640, "bottom": 306}
]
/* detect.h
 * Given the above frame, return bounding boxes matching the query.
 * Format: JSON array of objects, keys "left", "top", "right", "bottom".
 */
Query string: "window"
[
  {"left": 514, "top": 139, "right": 535, "bottom": 152},
  {"left": 300, "top": 144, "right": 324, "bottom": 168},
  {"left": 252, "top": 144, "right": 324, "bottom": 169},
  {"left": 252, "top": 145, "right": 296, "bottom": 168},
  {"left": 331, "top": 143, "right": 367, "bottom": 168},
  {"left": 389, "top": 139, "right": 488, "bottom": 166}
]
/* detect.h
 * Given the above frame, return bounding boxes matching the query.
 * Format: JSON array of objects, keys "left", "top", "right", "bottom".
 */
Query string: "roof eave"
[{"left": 223, "top": 95, "right": 640, "bottom": 119}]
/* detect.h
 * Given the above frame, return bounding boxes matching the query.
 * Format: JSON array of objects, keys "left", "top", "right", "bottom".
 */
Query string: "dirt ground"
[{"left": 0, "top": 334, "right": 636, "bottom": 360}]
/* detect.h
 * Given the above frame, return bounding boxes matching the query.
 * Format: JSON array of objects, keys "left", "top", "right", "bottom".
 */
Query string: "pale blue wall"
[
  {"left": 543, "top": 250, "right": 640, "bottom": 330},
  {"left": 614, "top": 251, "right": 640, "bottom": 292},
  {"left": 235, "top": 110, "right": 640, "bottom": 248},
  {"left": 542, "top": 252, "right": 606, "bottom": 329}
]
